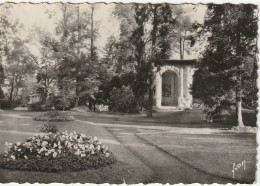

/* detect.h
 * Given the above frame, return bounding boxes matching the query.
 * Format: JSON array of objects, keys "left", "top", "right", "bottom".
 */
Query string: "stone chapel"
[{"left": 154, "top": 59, "right": 196, "bottom": 109}]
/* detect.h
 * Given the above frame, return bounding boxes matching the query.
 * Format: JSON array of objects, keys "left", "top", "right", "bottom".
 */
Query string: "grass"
[
  {"left": 0, "top": 161, "right": 152, "bottom": 184},
  {"left": 0, "top": 110, "right": 153, "bottom": 183},
  {"left": 138, "top": 131, "right": 256, "bottom": 183}
]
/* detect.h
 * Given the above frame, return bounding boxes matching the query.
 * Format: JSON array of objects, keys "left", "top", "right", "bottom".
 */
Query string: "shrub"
[
  {"left": 53, "top": 95, "right": 76, "bottom": 111},
  {"left": 28, "top": 101, "right": 52, "bottom": 111},
  {"left": 40, "top": 124, "right": 58, "bottom": 133},
  {"left": 0, "top": 132, "right": 116, "bottom": 172},
  {"left": 34, "top": 111, "right": 74, "bottom": 122},
  {"left": 109, "top": 86, "right": 139, "bottom": 113},
  {"left": 0, "top": 99, "right": 23, "bottom": 110}
]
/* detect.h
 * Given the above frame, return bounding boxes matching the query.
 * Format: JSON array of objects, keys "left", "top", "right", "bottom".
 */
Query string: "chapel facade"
[{"left": 154, "top": 59, "right": 196, "bottom": 109}]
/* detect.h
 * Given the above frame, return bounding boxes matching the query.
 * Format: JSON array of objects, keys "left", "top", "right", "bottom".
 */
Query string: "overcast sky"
[{"left": 1, "top": 3, "right": 207, "bottom": 58}]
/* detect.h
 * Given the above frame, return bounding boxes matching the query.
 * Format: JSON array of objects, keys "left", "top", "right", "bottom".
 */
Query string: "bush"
[
  {"left": 0, "top": 99, "right": 23, "bottom": 110},
  {"left": 0, "top": 100, "right": 12, "bottom": 109},
  {"left": 0, "top": 132, "right": 116, "bottom": 172},
  {"left": 34, "top": 111, "right": 74, "bottom": 122},
  {"left": 28, "top": 101, "right": 52, "bottom": 111},
  {"left": 40, "top": 124, "right": 58, "bottom": 133},
  {"left": 53, "top": 96, "right": 76, "bottom": 111},
  {"left": 109, "top": 86, "right": 139, "bottom": 113}
]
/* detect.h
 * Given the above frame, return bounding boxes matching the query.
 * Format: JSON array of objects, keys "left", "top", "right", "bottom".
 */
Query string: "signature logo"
[{"left": 232, "top": 160, "right": 246, "bottom": 178}]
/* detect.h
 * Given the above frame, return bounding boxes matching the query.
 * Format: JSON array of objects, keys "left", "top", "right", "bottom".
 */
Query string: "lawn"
[
  {"left": 0, "top": 110, "right": 153, "bottom": 184},
  {"left": 0, "top": 161, "right": 152, "bottom": 184},
  {"left": 138, "top": 131, "right": 256, "bottom": 183},
  {"left": 73, "top": 108, "right": 257, "bottom": 129}
]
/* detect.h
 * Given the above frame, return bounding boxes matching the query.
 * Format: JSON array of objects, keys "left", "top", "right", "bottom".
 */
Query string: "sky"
[{"left": 0, "top": 3, "right": 207, "bottom": 59}]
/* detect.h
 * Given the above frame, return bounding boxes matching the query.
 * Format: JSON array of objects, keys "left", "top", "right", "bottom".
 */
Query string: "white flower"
[
  {"left": 53, "top": 152, "right": 57, "bottom": 158},
  {"left": 80, "top": 153, "right": 86, "bottom": 157},
  {"left": 89, "top": 144, "right": 94, "bottom": 150},
  {"left": 10, "top": 155, "right": 16, "bottom": 160},
  {"left": 53, "top": 143, "right": 58, "bottom": 148},
  {"left": 24, "top": 155, "right": 28, "bottom": 159},
  {"left": 75, "top": 150, "right": 80, "bottom": 156},
  {"left": 17, "top": 148, "right": 21, "bottom": 151},
  {"left": 81, "top": 133, "right": 86, "bottom": 138},
  {"left": 42, "top": 141, "right": 48, "bottom": 146},
  {"left": 58, "top": 150, "right": 61, "bottom": 154},
  {"left": 68, "top": 142, "right": 72, "bottom": 148},
  {"left": 91, "top": 150, "right": 95, "bottom": 155},
  {"left": 93, "top": 136, "right": 98, "bottom": 141},
  {"left": 96, "top": 145, "right": 101, "bottom": 151},
  {"left": 17, "top": 142, "right": 21, "bottom": 146},
  {"left": 105, "top": 153, "right": 110, "bottom": 157}
]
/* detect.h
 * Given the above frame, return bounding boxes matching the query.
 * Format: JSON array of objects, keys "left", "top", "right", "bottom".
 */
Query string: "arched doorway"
[{"left": 161, "top": 70, "right": 178, "bottom": 106}]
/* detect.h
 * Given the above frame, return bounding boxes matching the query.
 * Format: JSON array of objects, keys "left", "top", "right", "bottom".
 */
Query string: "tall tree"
[
  {"left": 131, "top": 4, "right": 174, "bottom": 117},
  {"left": 192, "top": 4, "right": 257, "bottom": 126},
  {"left": 46, "top": 4, "right": 100, "bottom": 109},
  {"left": 170, "top": 6, "right": 197, "bottom": 59},
  {"left": 0, "top": 5, "right": 36, "bottom": 107}
]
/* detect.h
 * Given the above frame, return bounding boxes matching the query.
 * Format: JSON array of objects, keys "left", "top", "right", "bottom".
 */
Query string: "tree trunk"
[
  {"left": 180, "top": 38, "right": 184, "bottom": 60},
  {"left": 9, "top": 75, "right": 14, "bottom": 108},
  {"left": 75, "top": 5, "right": 81, "bottom": 108},
  {"left": 90, "top": 5, "right": 94, "bottom": 61},
  {"left": 146, "top": 5, "right": 158, "bottom": 118},
  {"left": 236, "top": 65, "right": 244, "bottom": 127},
  {"left": 236, "top": 21, "right": 244, "bottom": 128},
  {"left": 147, "top": 76, "right": 153, "bottom": 117},
  {"left": 237, "top": 97, "right": 244, "bottom": 127}
]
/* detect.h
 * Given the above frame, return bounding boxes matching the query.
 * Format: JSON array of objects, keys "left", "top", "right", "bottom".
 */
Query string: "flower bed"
[
  {"left": 34, "top": 111, "right": 74, "bottom": 122},
  {"left": 0, "top": 131, "right": 116, "bottom": 172},
  {"left": 40, "top": 123, "right": 59, "bottom": 133}
]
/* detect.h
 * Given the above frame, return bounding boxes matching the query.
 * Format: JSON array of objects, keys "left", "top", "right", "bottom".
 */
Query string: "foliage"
[
  {"left": 0, "top": 9, "right": 36, "bottom": 108},
  {"left": 0, "top": 132, "right": 116, "bottom": 172},
  {"left": 191, "top": 4, "right": 257, "bottom": 123},
  {"left": 40, "top": 123, "right": 59, "bottom": 133},
  {"left": 96, "top": 72, "right": 136, "bottom": 106},
  {"left": 28, "top": 101, "right": 52, "bottom": 111},
  {"left": 170, "top": 5, "right": 199, "bottom": 59},
  {"left": 34, "top": 111, "right": 74, "bottom": 122},
  {"left": 0, "top": 62, "right": 4, "bottom": 101},
  {"left": 122, "top": 4, "right": 174, "bottom": 116},
  {"left": 109, "top": 86, "right": 139, "bottom": 113}
]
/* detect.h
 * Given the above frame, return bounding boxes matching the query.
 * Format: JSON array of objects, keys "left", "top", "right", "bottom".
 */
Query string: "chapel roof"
[{"left": 161, "top": 59, "right": 197, "bottom": 66}]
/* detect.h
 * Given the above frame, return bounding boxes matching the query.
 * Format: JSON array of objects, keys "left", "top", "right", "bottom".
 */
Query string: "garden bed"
[
  {"left": 0, "top": 131, "right": 116, "bottom": 172},
  {"left": 34, "top": 111, "right": 74, "bottom": 122}
]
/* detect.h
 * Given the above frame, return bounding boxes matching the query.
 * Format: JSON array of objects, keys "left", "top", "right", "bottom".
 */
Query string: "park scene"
[{"left": 0, "top": 2, "right": 258, "bottom": 184}]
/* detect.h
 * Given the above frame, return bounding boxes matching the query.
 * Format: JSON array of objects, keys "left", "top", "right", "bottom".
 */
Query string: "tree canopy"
[{"left": 192, "top": 4, "right": 258, "bottom": 125}]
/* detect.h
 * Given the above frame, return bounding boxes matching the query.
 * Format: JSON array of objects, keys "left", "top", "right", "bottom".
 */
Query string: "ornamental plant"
[
  {"left": 0, "top": 131, "right": 116, "bottom": 172},
  {"left": 40, "top": 123, "right": 59, "bottom": 133},
  {"left": 34, "top": 111, "right": 74, "bottom": 122}
]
